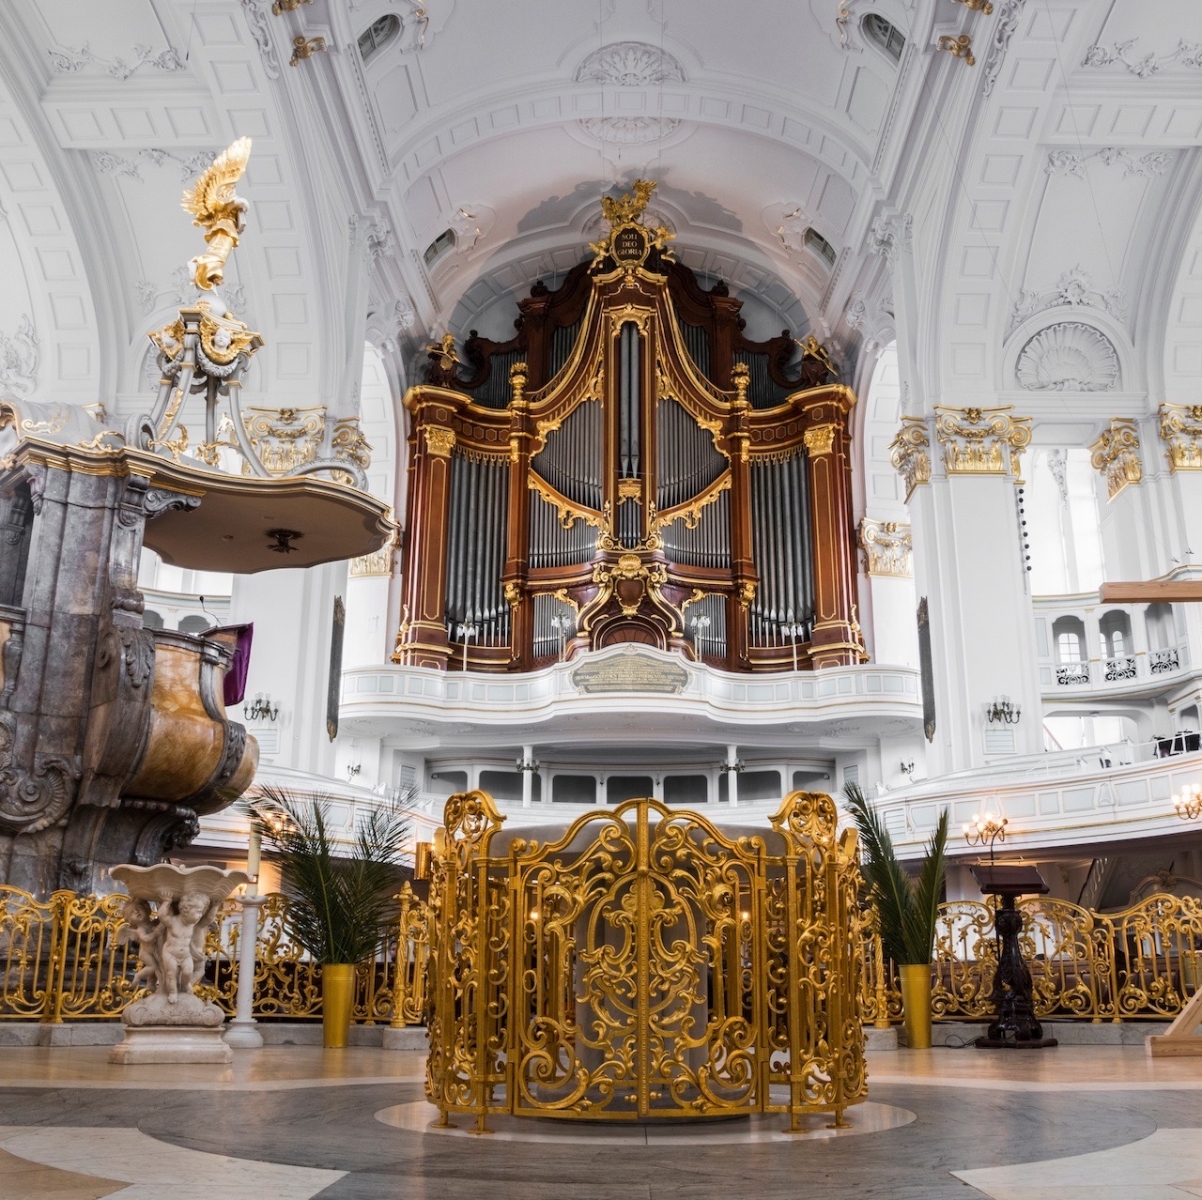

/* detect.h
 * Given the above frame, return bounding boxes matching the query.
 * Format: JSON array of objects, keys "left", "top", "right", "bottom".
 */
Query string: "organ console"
[{"left": 394, "top": 182, "right": 865, "bottom": 674}]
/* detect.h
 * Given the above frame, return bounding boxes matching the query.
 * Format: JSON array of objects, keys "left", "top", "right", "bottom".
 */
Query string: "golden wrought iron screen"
[{"left": 425, "top": 790, "right": 867, "bottom": 1131}]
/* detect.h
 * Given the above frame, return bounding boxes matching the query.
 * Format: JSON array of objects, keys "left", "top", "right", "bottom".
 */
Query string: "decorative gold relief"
[
  {"left": 588, "top": 180, "right": 676, "bottom": 271},
  {"left": 803, "top": 423, "right": 837, "bottom": 456},
  {"left": 858, "top": 519, "right": 913, "bottom": 577},
  {"left": 289, "top": 34, "right": 327, "bottom": 66},
  {"left": 933, "top": 405, "right": 1031, "bottom": 477},
  {"left": 889, "top": 417, "right": 932, "bottom": 499},
  {"left": 350, "top": 546, "right": 392, "bottom": 577},
  {"left": 242, "top": 406, "right": 326, "bottom": 476},
  {"left": 953, "top": 0, "right": 992, "bottom": 10},
  {"left": 737, "top": 579, "right": 757, "bottom": 608},
  {"left": 1159, "top": 403, "right": 1202, "bottom": 472},
  {"left": 181, "top": 138, "right": 252, "bottom": 291},
  {"left": 795, "top": 334, "right": 838, "bottom": 378},
  {"left": 1089, "top": 418, "right": 1143, "bottom": 499},
  {"left": 528, "top": 473, "right": 605, "bottom": 529},
  {"left": 937, "top": 34, "right": 975, "bottom": 65},
  {"left": 424, "top": 791, "right": 867, "bottom": 1130},
  {"left": 332, "top": 417, "right": 372, "bottom": 471},
  {"left": 591, "top": 553, "right": 669, "bottom": 616},
  {"left": 653, "top": 472, "right": 731, "bottom": 531},
  {"left": 503, "top": 581, "right": 522, "bottom": 608},
  {"left": 423, "top": 426, "right": 456, "bottom": 458},
  {"left": 617, "top": 477, "right": 642, "bottom": 499}
]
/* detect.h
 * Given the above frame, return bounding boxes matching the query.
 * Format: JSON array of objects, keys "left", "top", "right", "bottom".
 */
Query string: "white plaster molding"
[
  {"left": 1009, "top": 266, "right": 1127, "bottom": 337},
  {"left": 1015, "top": 322, "right": 1120, "bottom": 393},
  {"left": 575, "top": 41, "right": 686, "bottom": 86},
  {"left": 239, "top": 0, "right": 281, "bottom": 80},
  {"left": 980, "top": 0, "right": 1025, "bottom": 97},
  {"left": 0, "top": 316, "right": 37, "bottom": 397},
  {"left": 89, "top": 149, "right": 214, "bottom": 184},
  {"left": 867, "top": 212, "right": 912, "bottom": 263},
  {"left": 47, "top": 42, "right": 183, "bottom": 80},
  {"left": 1083, "top": 38, "right": 1202, "bottom": 78},
  {"left": 1046, "top": 147, "right": 1174, "bottom": 180}
]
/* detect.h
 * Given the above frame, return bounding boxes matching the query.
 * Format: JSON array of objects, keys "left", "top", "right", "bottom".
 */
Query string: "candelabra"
[
  {"left": 550, "top": 613, "right": 571, "bottom": 661},
  {"left": 515, "top": 754, "right": 541, "bottom": 773},
  {"left": 1173, "top": 784, "right": 1202, "bottom": 820},
  {"left": 964, "top": 812, "right": 1008, "bottom": 866},
  {"left": 985, "top": 696, "right": 1021, "bottom": 724},
  {"left": 347, "top": 763, "right": 361, "bottom": 780},
  {"left": 690, "top": 613, "right": 711, "bottom": 660},
  {"left": 900, "top": 760, "right": 915, "bottom": 776},
  {"left": 782, "top": 622, "right": 805, "bottom": 673},
  {"left": 459, "top": 621, "right": 479, "bottom": 671},
  {"left": 242, "top": 693, "right": 279, "bottom": 722}
]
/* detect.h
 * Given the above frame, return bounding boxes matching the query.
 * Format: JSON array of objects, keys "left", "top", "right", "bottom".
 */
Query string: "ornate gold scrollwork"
[
  {"left": 1089, "top": 418, "right": 1142, "bottom": 498},
  {"left": 858, "top": 518, "right": 913, "bottom": 577},
  {"left": 528, "top": 473, "right": 605, "bottom": 529},
  {"left": 242, "top": 406, "right": 326, "bottom": 476},
  {"left": 933, "top": 405, "right": 1031, "bottom": 477},
  {"left": 652, "top": 472, "right": 731, "bottom": 532},
  {"left": 588, "top": 180, "right": 676, "bottom": 272},
  {"left": 181, "top": 138, "right": 252, "bottom": 291},
  {"left": 937, "top": 34, "right": 975, "bottom": 65},
  {"left": 803, "top": 423, "right": 837, "bottom": 456},
  {"left": 423, "top": 426, "right": 456, "bottom": 458},
  {"left": 889, "top": 416, "right": 931, "bottom": 499},
  {"left": 1159, "top": 403, "right": 1202, "bottom": 472}
]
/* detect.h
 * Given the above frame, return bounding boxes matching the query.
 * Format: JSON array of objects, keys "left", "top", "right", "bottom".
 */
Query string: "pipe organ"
[{"left": 396, "top": 183, "right": 864, "bottom": 673}]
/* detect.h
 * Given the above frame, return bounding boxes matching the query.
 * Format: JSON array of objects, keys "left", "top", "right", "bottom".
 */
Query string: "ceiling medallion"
[
  {"left": 1016, "top": 322, "right": 1119, "bottom": 392},
  {"left": 575, "top": 42, "right": 685, "bottom": 146}
]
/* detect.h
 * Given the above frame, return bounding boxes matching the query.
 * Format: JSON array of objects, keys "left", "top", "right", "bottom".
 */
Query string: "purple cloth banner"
[{"left": 207, "top": 623, "right": 254, "bottom": 707}]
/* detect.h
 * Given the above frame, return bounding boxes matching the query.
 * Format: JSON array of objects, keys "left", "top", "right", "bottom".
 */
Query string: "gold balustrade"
[
  {"left": 424, "top": 790, "right": 867, "bottom": 1131},
  {"left": 0, "top": 882, "right": 429, "bottom": 1025},
  {"left": 859, "top": 893, "right": 1202, "bottom": 1024}
]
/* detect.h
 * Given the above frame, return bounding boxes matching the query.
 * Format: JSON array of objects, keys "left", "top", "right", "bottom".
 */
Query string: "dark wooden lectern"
[{"left": 970, "top": 864, "right": 1059, "bottom": 1049}]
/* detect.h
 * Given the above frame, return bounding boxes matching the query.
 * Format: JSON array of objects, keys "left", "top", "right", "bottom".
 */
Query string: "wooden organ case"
[{"left": 395, "top": 184, "right": 865, "bottom": 674}]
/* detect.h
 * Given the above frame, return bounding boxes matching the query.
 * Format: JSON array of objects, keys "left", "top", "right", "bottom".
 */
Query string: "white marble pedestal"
[{"left": 109, "top": 1025, "right": 234, "bottom": 1065}]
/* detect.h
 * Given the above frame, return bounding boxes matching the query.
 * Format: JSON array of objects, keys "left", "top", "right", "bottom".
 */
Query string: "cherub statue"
[
  {"left": 424, "top": 333, "right": 461, "bottom": 385},
  {"left": 181, "top": 137, "right": 252, "bottom": 291},
  {"left": 156, "top": 891, "right": 215, "bottom": 1004},
  {"left": 117, "top": 898, "right": 163, "bottom": 993}
]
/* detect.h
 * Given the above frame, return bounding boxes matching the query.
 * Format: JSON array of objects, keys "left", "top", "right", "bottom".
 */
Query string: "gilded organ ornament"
[{"left": 1089, "top": 418, "right": 1143, "bottom": 499}]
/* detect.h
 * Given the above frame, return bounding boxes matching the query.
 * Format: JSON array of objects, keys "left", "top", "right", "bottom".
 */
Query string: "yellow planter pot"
[
  {"left": 899, "top": 963, "right": 933, "bottom": 1049},
  {"left": 322, "top": 964, "right": 355, "bottom": 1049}
]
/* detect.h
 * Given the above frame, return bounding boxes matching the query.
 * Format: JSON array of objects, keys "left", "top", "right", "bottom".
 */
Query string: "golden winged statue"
[
  {"left": 181, "top": 137, "right": 252, "bottom": 291},
  {"left": 589, "top": 179, "right": 676, "bottom": 268}
]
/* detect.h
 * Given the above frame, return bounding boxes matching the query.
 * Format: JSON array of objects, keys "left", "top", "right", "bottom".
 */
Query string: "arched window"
[
  {"left": 423, "top": 228, "right": 456, "bottom": 266},
  {"left": 178, "top": 614, "right": 211, "bottom": 634},
  {"left": 804, "top": 227, "right": 836, "bottom": 267},
  {"left": 142, "top": 610, "right": 164, "bottom": 631},
  {"left": 1052, "top": 616, "right": 1086, "bottom": 663},
  {"left": 1099, "top": 610, "right": 1131, "bottom": 658},
  {"left": 863, "top": 14, "right": 905, "bottom": 62},
  {"left": 358, "top": 15, "right": 400, "bottom": 63}
]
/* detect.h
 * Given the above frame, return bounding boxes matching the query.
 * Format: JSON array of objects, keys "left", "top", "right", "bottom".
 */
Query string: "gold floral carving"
[
  {"left": 617, "top": 477, "right": 642, "bottom": 499},
  {"left": 528, "top": 473, "right": 605, "bottom": 529},
  {"left": 1159, "top": 403, "right": 1202, "bottom": 472},
  {"left": 653, "top": 473, "right": 731, "bottom": 532},
  {"left": 1089, "top": 418, "right": 1142, "bottom": 499},
  {"left": 889, "top": 417, "right": 932, "bottom": 499},
  {"left": 858, "top": 519, "right": 913, "bottom": 578},
  {"left": 591, "top": 553, "right": 669, "bottom": 617},
  {"left": 350, "top": 546, "right": 392, "bottom": 577},
  {"left": 242, "top": 406, "right": 325, "bottom": 476},
  {"left": 332, "top": 417, "right": 372, "bottom": 471},
  {"left": 803, "top": 424, "right": 836, "bottom": 456},
  {"left": 423, "top": 426, "right": 456, "bottom": 458},
  {"left": 503, "top": 581, "right": 522, "bottom": 608},
  {"left": 933, "top": 405, "right": 1031, "bottom": 477},
  {"left": 737, "top": 580, "right": 757, "bottom": 608}
]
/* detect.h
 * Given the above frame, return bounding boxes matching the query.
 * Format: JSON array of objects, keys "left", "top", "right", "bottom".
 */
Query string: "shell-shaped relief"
[{"left": 1016, "top": 321, "right": 1119, "bottom": 391}]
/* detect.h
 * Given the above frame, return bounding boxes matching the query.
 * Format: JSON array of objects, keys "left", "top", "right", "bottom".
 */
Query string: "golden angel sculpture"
[{"left": 181, "top": 137, "right": 252, "bottom": 290}]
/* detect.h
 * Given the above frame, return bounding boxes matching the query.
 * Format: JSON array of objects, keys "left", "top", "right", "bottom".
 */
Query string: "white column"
[
  {"left": 224, "top": 821, "right": 263, "bottom": 1050},
  {"left": 726, "top": 745, "right": 739, "bottom": 808},
  {"left": 521, "top": 744, "right": 533, "bottom": 808}
]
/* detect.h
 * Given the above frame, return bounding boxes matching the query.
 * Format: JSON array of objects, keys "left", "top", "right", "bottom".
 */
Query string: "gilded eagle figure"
[{"left": 181, "top": 137, "right": 253, "bottom": 291}]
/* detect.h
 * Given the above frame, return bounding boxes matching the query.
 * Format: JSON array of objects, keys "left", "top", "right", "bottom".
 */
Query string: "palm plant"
[
  {"left": 251, "top": 785, "right": 410, "bottom": 964},
  {"left": 843, "top": 782, "right": 949, "bottom": 965}
]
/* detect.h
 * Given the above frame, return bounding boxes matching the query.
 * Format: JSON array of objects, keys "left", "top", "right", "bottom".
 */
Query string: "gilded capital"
[
  {"left": 933, "top": 405, "right": 1031, "bottom": 478},
  {"left": 1158, "top": 403, "right": 1202, "bottom": 472},
  {"left": 1088, "top": 418, "right": 1142, "bottom": 499},
  {"left": 889, "top": 417, "right": 931, "bottom": 500},
  {"left": 858, "top": 519, "right": 912, "bottom": 578},
  {"left": 803, "top": 423, "right": 837, "bottom": 456},
  {"left": 423, "top": 425, "right": 456, "bottom": 458}
]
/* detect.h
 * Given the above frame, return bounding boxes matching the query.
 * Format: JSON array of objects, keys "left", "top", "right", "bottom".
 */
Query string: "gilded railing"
[
  {"left": 0, "top": 883, "right": 430, "bottom": 1025},
  {"left": 861, "top": 893, "right": 1202, "bottom": 1023},
  {"left": 425, "top": 790, "right": 867, "bottom": 1131}
]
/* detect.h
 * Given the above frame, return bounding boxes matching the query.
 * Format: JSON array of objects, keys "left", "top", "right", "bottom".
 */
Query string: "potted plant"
[
  {"left": 844, "top": 783, "right": 949, "bottom": 1049},
  {"left": 253, "top": 785, "right": 408, "bottom": 1048}
]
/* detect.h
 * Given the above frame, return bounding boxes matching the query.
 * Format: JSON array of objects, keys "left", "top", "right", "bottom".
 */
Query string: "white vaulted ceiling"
[{"left": 0, "top": 0, "right": 1200, "bottom": 491}]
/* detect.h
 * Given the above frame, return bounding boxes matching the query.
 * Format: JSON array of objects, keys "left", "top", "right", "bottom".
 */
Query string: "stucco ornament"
[
  {"left": 575, "top": 42, "right": 685, "bottom": 144},
  {"left": 1016, "top": 322, "right": 1119, "bottom": 392}
]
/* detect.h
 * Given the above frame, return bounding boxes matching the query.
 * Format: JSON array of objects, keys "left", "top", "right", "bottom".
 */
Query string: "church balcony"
[
  {"left": 336, "top": 645, "right": 922, "bottom": 752},
  {"left": 1034, "top": 593, "right": 1194, "bottom": 702}
]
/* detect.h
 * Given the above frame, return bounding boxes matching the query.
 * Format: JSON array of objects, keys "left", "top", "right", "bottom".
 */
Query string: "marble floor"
[{"left": 1, "top": 1042, "right": 1201, "bottom": 1198}]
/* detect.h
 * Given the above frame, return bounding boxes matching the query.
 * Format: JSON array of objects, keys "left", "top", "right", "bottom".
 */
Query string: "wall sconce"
[
  {"left": 243, "top": 693, "right": 279, "bottom": 722},
  {"left": 515, "top": 755, "right": 541, "bottom": 773},
  {"left": 986, "top": 696, "right": 1021, "bottom": 724},
  {"left": 347, "top": 763, "right": 362, "bottom": 780},
  {"left": 900, "top": 760, "right": 915, "bottom": 776}
]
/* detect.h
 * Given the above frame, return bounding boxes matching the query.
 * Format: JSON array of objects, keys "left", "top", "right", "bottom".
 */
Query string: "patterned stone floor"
[{"left": 1, "top": 1045, "right": 1200, "bottom": 1198}]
